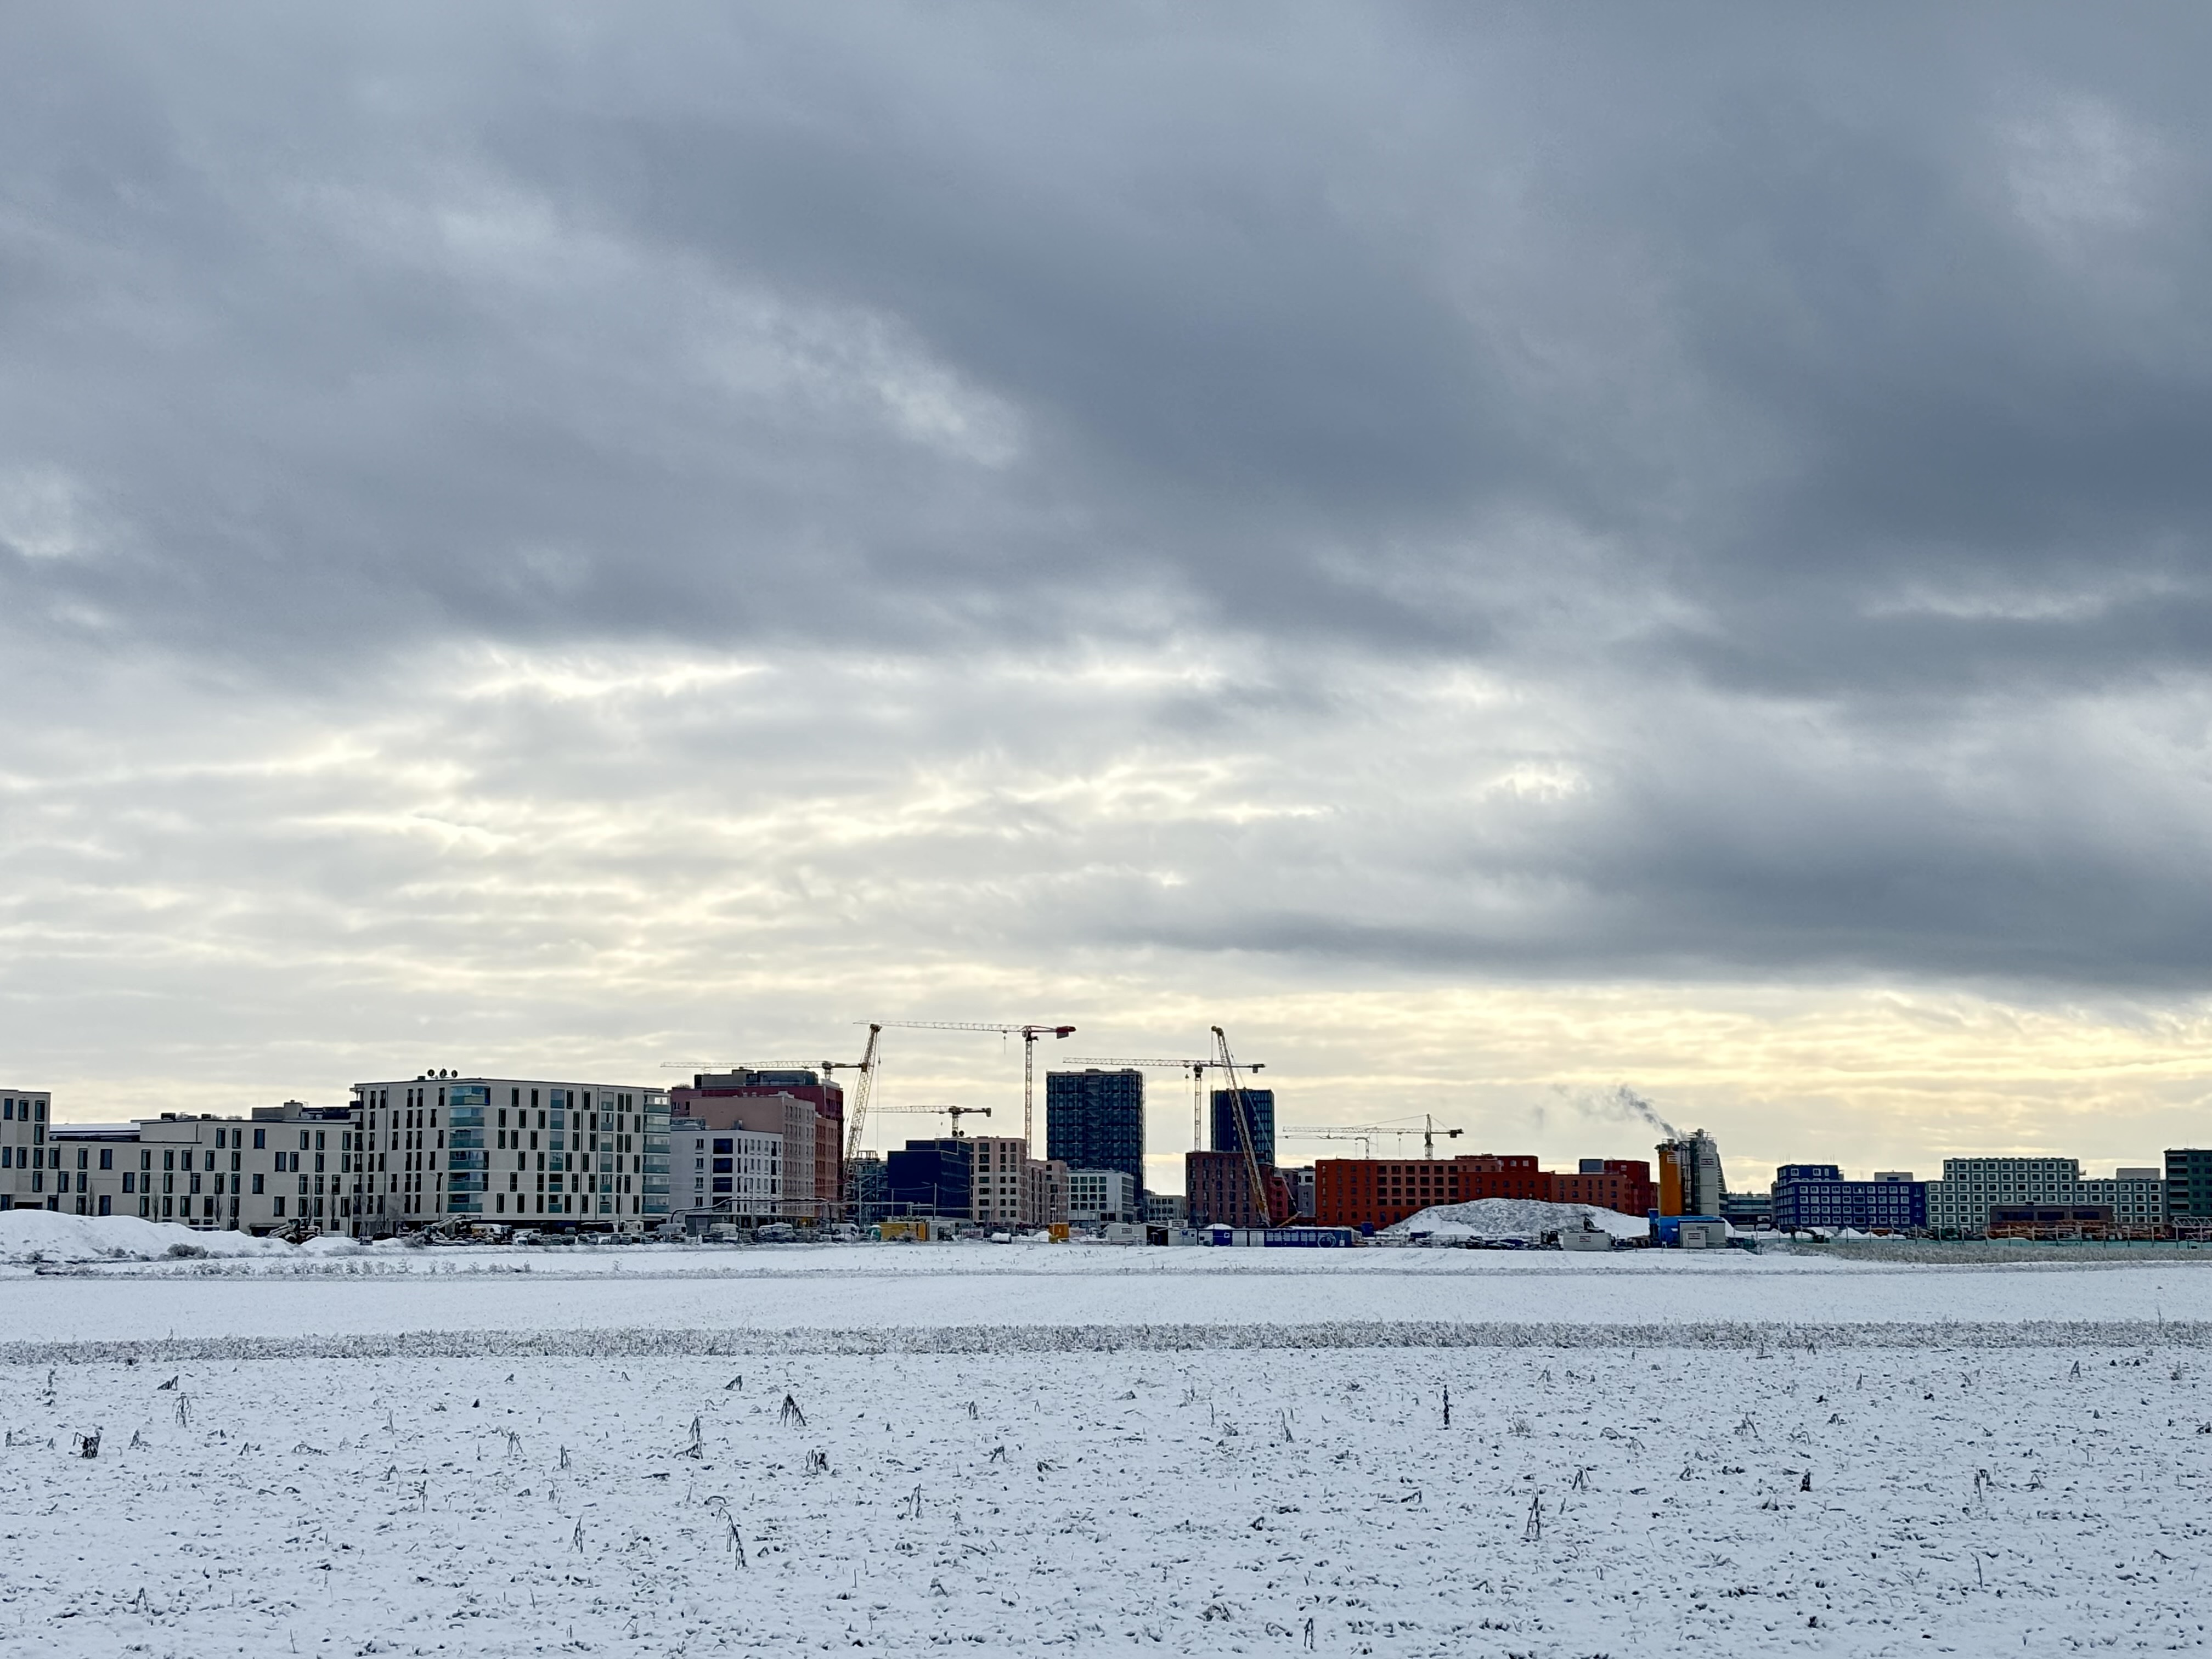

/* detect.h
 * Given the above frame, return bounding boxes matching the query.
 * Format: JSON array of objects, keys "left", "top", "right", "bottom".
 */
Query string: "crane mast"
[
  {"left": 833, "top": 1022, "right": 883, "bottom": 1220},
  {"left": 1211, "top": 1025, "right": 1276, "bottom": 1227}
]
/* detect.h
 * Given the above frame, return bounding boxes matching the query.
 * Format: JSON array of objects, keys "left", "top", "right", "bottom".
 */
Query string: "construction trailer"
[
  {"left": 1198, "top": 1224, "right": 1357, "bottom": 1248},
  {"left": 877, "top": 1215, "right": 956, "bottom": 1242}
]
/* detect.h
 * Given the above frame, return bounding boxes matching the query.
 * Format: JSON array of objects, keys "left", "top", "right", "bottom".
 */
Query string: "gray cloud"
[{"left": 4, "top": 0, "right": 2212, "bottom": 1063}]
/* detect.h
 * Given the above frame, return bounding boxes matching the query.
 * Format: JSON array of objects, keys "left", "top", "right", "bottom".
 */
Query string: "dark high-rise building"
[
  {"left": 1046, "top": 1069, "right": 1145, "bottom": 1200},
  {"left": 2167, "top": 1149, "right": 2212, "bottom": 1223},
  {"left": 1210, "top": 1087, "right": 1275, "bottom": 1167}
]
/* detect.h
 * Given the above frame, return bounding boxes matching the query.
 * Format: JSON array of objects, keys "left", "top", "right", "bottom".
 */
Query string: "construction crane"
[
  {"left": 1282, "top": 1115, "right": 1464, "bottom": 1158},
  {"left": 876, "top": 1021, "right": 1075, "bottom": 1155},
  {"left": 830, "top": 1024, "right": 884, "bottom": 1221},
  {"left": 872, "top": 1105, "right": 993, "bottom": 1138},
  {"left": 834, "top": 1024, "right": 884, "bottom": 1165},
  {"left": 658, "top": 1060, "right": 831, "bottom": 1073},
  {"left": 1211, "top": 1025, "right": 1279, "bottom": 1227},
  {"left": 1283, "top": 1128, "right": 1376, "bottom": 1158},
  {"left": 1060, "top": 1057, "right": 1267, "bottom": 1151}
]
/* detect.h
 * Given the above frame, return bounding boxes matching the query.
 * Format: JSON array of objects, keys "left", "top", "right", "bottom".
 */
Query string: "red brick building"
[
  {"left": 669, "top": 1070, "right": 844, "bottom": 1220},
  {"left": 1314, "top": 1153, "right": 1544, "bottom": 1231},
  {"left": 1186, "top": 1150, "right": 1294, "bottom": 1227},
  {"left": 1313, "top": 1153, "right": 1654, "bottom": 1232},
  {"left": 1548, "top": 1159, "right": 1654, "bottom": 1217}
]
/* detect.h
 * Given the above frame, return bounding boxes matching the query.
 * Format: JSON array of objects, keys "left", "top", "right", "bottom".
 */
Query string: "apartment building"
[
  {"left": 673, "top": 1119, "right": 784, "bottom": 1221},
  {"left": 966, "top": 1135, "right": 1068, "bottom": 1229},
  {"left": 1066, "top": 1167, "right": 1138, "bottom": 1223},
  {"left": 1312, "top": 1152, "right": 1548, "bottom": 1231},
  {"left": 663, "top": 1080, "right": 821, "bottom": 1220},
  {"left": 669, "top": 1071, "right": 843, "bottom": 1220},
  {"left": 1047, "top": 1070, "right": 1145, "bottom": 1210},
  {"left": 883, "top": 1135, "right": 1069, "bottom": 1229},
  {"left": 1550, "top": 1158, "right": 1656, "bottom": 1216},
  {"left": 1771, "top": 1165, "right": 1927, "bottom": 1232},
  {"left": 43, "top": 1124, "right": 136, "bottom": 1216},
  {"left": 14, "top": 1102, "right": 358, "bottom": 1233},
  {"left": 348, "top": 1074, "right": 672, "bottom": 1233},
  {"left": 1926, "top": 1158, "right": 2164, "bottom": 1237},
  {"left": 1, "top": 1088, "right": 53, "bottom": 1209},
  {"left": 2081, "top": 1169, "right": 2165, "bottom": 1232}
]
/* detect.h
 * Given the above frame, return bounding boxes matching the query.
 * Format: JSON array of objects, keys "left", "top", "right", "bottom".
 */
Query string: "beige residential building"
[
  {"left": 663, "top": 1090, "right": 820, "bottom": 1220},
  {"left": 347, "top": 1074, "right": 673, "bottom": 1233},
  {"left": 673, "top": 1120, "right": 785, "bottom": 1221},
  {"left": 966, "top": 1135, "right": 1070, "bottom": 1230},
  {"left": 15, "top": 1102, "right": 357, "bottom": 1234},
  {"left": 1, "top": 1087, "right": 53, "bottom": 1209}
]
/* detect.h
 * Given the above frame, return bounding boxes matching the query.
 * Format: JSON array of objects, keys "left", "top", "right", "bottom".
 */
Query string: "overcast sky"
[{"left": 6, "top": 3, "right": 2212, "bottom": 1185}]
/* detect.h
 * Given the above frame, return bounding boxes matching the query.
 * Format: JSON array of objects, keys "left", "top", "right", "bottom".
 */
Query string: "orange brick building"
[{"left": 1314, "top": 1153, "right": 1654, "bottom": 1232}]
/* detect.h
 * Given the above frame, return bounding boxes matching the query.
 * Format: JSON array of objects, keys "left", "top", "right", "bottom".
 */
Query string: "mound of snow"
[
  {"left": 1384, "top": 1197, "right": 1651, "bottom": 1243},
  {"left": 0, "top": 1208, "right": 297, "bottom": 1263}
]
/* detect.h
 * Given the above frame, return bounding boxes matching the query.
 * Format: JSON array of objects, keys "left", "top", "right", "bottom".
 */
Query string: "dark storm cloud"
[{"left": 3, "top": 1, "right": 2212, "bottom": 996}]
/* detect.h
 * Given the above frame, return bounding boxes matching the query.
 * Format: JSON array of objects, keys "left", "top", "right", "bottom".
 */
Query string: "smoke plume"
[{"left": 1554, "top": 1083, "right": 1681, "bottom": 1143}]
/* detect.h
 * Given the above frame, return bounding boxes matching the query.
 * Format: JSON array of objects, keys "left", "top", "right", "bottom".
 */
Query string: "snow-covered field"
[
  {"left": 9, "top": 1216, "right": 2212, "bottom": 1656},
  {"left": 8, "top": 1239, "right": 2212, "bottom": 1351},
  {"left": 7, "top": 1339, "right": 2212, "bottom": 1656}
]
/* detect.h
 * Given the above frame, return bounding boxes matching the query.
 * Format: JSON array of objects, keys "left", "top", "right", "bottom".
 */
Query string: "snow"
[
  {"left": 0, "top": 1207, "right": 295, "bottom": 1263},
  {"left": 7, "top": 1335, "right": 2212, "bottom": 1655},
  {"left": 8, "top": 1229, "right": 2212, "bottom": 1654},
  {"left": 1384, "top": 1196, "right": 1652, "bottom": 1242},
  {"left": 8, "top": 1239, "right": 2212, "bottom": 1345}
]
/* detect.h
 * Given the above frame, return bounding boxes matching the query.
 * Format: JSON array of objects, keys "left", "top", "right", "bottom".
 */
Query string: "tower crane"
[
  {"left": 1210, "top": 1025, "right": 1279, "bottom": 1226},
  {"left": 1060, "top": 1058, "right": 1266, "bottom": 1150},
  {"left": 875, "top": 1021, "right": 1075, "bottom": 1155},
  {"left": 871, "top": 1105, "right": 992, "bottom": 1138},
  {"left": 832, "top": 1024, "right": 883, "bottom": 1220},
  {"left": 828, "top": 1024, "right": 882, "bottom": 1156},
  {"left": 659, "top": 1059, "right": 832, "bottom": 1073},
  {"left": 1281, "top": 1116, "right": 1464, "bottom": 1158},
  {"left": 1282, "top": 1128, "right": 1376, "bottom": 1158}
]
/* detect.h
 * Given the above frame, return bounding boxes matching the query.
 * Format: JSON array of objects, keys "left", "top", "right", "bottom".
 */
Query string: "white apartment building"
[
  {"left": 44, "top": 1124, "right": 136, "bottom": 1217},
  {"left": 18, "top": 1103, "right": 358, "bottom": 1234},
  {"left": 1143, "top": 1192, "right": 1187, "bottom": 1227},
  {"left": 1926, "top": 1157, "right": 2166, "bottom": 1236},
  {"left": 1067, "top": 1167, "right": 1138, "bottom": 1224},
  {"left": 2084, "top": 1169, "right": 2166, "bottom": 1231},
  {"left": 966, "top": 1136, "right": 1069, "bottom": 1230},
  {"left": 139, "top": 1105, "right": 358, "bottom": 1232},
  {"left": 1, "top": 1088, "right": 53, "bottom": 1209},
  {"left": 674, "top": 1120, "right": 783, "bottom": 1220},
  {"left": 348, "top": 1074, "right": 672, "bottom": 1233}
]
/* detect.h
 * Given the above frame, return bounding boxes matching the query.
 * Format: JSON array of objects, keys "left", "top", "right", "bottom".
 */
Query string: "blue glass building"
[
  {"left": 1210, "top": 1088, "right": 1276, "bottom": 1167},
  {"left": 884, "top": 1138, "right": 973, "bottom": 1218}
]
